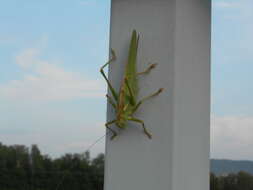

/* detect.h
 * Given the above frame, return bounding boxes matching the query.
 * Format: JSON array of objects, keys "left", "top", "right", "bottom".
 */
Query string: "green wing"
[{"left": 125, "top": 30, "right": 139, "bottom": 97}]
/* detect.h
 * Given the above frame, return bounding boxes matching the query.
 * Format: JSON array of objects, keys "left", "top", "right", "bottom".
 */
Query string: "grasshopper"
[{"left": 100, "top": 30, "right": 164, "bottom": 140}]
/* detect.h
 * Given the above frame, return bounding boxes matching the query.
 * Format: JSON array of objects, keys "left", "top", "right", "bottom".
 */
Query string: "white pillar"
[{"left": 104, "top": 0, "right": 211, "bottom": 190}]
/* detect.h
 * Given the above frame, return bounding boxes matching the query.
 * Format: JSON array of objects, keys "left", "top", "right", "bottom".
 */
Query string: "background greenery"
[
  {"left": 1, "top": 142, "right": 253, "bottom": 190},
  {"left": 0, "top": 142, "right": 104, "bottom": 190}
]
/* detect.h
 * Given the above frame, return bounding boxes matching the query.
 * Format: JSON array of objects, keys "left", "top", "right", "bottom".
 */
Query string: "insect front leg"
[
  {"left": 137, "top": 63, "right": 157, "bottom": 75},
  {"left": 106, "top": 94, "right": 116, "bottom": 108},
  {"left": 100, "top": 49, "right": 118, "bottom": 101},
  {"left": 132, "top": 88, "right": 164, "bottom": 113},
  {"left": 128, "top": 117, "right": 152, "bottom": 139},
  {"left": 105, "top": 120, "right": 118, "bottom": 140}
]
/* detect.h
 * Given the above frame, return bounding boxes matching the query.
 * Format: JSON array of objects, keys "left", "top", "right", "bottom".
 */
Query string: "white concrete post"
[{"left": 104, "top": 0, "right": 211, "bottom": 190}]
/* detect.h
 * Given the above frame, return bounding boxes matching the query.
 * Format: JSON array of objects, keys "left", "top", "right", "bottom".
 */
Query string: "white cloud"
[
  {"left": 0, "top": 121, "right": 106, "bottom": 158},
  {"left": 211, "top": 115, "right": 253, "bottom": 160},
  {"left": 0, "top": 48, "right": 105, "bottom": 101},
  {"left": 15, "top": 48, "right": 40, "bottom": 68},
  {"left": 52, "top": 121, "right": 106, "bottom": 156}
]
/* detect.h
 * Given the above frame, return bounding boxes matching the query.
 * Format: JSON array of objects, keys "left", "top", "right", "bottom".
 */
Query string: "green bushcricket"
[{"left": 100, "top": 30, "right": 164, "bottom": 140}]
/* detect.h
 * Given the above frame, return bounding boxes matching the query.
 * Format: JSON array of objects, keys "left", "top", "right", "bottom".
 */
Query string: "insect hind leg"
[{"left": 128, "top": 117, "right": 152, "bottom": 139}]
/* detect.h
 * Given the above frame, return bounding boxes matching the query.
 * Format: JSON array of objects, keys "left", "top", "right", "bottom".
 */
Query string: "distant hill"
[{"left": 211, "top": 159, "right": 253, "bottom": 175}]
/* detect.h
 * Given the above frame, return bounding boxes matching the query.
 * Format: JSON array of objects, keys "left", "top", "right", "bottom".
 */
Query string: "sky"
[{"left": 0, "top": 0, "right": 252, "bottom": 160}]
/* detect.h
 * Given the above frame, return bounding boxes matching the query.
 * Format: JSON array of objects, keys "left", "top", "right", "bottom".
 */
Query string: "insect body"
[{"left": 100, "top": 30, "right": 163, "bottom": 140}]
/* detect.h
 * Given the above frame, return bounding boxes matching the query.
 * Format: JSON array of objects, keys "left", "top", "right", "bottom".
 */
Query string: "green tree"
[{"left": 237, "top": 171, "right": 253, "bottom": 190}]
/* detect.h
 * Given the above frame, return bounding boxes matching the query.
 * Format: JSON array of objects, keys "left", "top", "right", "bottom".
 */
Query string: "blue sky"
[{"left": 0, "top": 0, "right": 252, "bottom": 159}]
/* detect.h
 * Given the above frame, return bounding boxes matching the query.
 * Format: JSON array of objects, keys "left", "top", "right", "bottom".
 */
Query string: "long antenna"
[{"left": 85, "top": 131, "right": 110, "bottom": 153}]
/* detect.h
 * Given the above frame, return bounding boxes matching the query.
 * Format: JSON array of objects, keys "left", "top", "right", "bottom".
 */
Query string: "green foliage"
[
  {"left": 2, "top": 142, "right": 253, "bottom": 190},
  {"left": 0, "top": 142, "right": 104, "bottom": 190},
  {"left": 211, "top": 172, "right": 253, "bottom": 190}
]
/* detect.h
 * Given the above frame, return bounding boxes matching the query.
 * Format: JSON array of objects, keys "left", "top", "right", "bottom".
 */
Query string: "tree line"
[
  {"left": 1, "top": 142, "right": 253, "bottom": 190},
  {"left": 211, "top": 172, "right": 253, "bottom": 190},
  {"left": 0, "top": 142, "right": 104, "bottom": 190}
]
